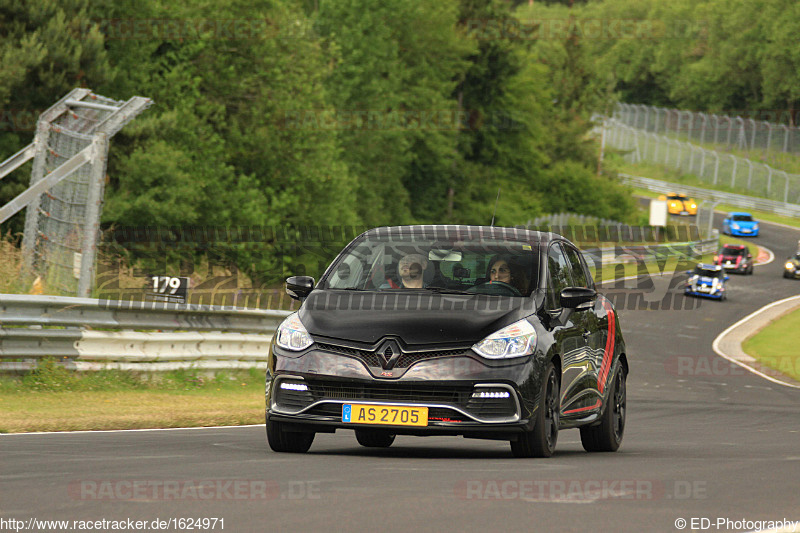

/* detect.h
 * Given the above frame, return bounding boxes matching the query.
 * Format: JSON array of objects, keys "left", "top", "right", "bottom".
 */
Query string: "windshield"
[
  {"left": 732, "top": 214, "right": 754, "bottom": 222},
  {"left": 721, "top": 247, "right": 745, "bottom": 256},
  {"left": 693, "top": 266, "right": 723, "bottom": 278},
  {"left": 321, "top": 233, "right": 539, "bottom": 297}
]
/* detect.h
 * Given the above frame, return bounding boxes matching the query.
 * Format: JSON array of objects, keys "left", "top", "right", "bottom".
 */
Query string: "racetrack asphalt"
[{"left": 2, "top": 213, "right": 799, "bottom": 533}]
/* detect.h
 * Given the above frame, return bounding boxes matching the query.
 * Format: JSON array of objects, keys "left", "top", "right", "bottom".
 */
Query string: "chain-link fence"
[
  {"left": 614, "top": 103, "right": 800, "bottom": 155},
  {"left": 605, "top": 119, "right": 800, "bottom": 204}
]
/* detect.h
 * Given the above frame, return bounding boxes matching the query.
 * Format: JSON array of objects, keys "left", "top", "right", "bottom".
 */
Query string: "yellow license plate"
[{"left": 342, "top": 404, "right": 428, "bottom": 427}]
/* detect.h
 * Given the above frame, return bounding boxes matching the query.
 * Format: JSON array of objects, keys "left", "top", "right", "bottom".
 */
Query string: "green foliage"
[
  {"left": 563, "top": 0, "right": 800, "bottom": 116},
  {"left": 1, "top": 0, "right": 642, "bottom": 289}
]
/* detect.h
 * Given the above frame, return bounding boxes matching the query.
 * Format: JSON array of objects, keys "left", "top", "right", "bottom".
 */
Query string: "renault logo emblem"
[{"left": 377, "top": 339, "right": 402, "bottom": 370}]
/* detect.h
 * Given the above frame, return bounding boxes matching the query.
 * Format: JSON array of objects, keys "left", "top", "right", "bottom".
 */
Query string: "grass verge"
[
  {"left": 0, "top": 364, "right": 265, "bottom": 433},
  {"left": 742, "top": 307, "right": 800, "bottom": 383}
]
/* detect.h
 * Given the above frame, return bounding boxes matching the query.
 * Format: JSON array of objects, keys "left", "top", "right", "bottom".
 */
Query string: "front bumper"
[
  {"left": 266, "top": 345, "right": 544, "bottom": 436},
  {"left": 719, "top": 261, "right": 748, "bottom": 273},
  {"left": 685, "top": 284, "right": 724, "bottom": 299},
  {"left": 267, "top": 374, "right": 532, "bottom": 435},
  {"left": 730, "top": 228, "right": 758, "bottom": 237}
]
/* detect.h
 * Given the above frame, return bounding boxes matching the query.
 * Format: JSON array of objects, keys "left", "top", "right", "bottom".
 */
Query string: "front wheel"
[
  {"left": 511, "top": 361, "right": 559, "bottom": 458},
  {"left": 355, "top": 429, "right": 396, "bottom": 448},
  {"left": 266, "top": 418, "right": 314, "bottom": 453},
  {"left": 580, "top": 364, "right": 626, "bottom": 452}
]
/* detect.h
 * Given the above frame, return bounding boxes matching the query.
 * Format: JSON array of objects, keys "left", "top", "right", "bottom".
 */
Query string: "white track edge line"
[
  {"left": 0, "top": 424, "right": 266, "bottom": 436},
  {"left": 712, "top": 295, "right": 800, "bottom": 389}
]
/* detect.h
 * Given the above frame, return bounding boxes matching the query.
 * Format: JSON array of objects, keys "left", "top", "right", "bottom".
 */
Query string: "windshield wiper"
[{"left": 423, "top": 286, "right": 472, "bottom": 295}]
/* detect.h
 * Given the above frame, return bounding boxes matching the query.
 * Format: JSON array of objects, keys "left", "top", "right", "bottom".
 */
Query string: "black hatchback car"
[{"left": 266, "top": 225, "right": 628, "bottom": 457}]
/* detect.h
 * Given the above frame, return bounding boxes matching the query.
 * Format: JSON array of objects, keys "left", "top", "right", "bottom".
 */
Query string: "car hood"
[{"left": 298, "top": 290, "right": 540, "bottom": 345}]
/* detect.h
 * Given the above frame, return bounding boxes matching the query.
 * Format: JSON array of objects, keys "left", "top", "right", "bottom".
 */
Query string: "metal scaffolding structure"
[{"left": 0, "top": 89, "right": 151, "bottom": 297}]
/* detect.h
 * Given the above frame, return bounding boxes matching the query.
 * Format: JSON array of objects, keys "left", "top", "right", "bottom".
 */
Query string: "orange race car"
[{"left": 657, "top": 193, "right": 697, "bottom": 216}]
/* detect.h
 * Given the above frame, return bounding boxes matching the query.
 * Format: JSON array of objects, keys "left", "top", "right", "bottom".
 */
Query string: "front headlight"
[
  {"left": 732, "top": 223, "right": 740, "bottom": 230},
  {"left": 753, "top": 223, "right": 759, "bottom": 230},
  {"left": 472, "top": 319, "right": 537, "bottom": 359},
  {"left": 690, "top": 203, "right": 697, "bottom": 209},
  {"left": 786, "top": 262, "right": 795, "bottom": 270},
  {"left": 275, "top": 312, "right": 314, "bottom": 351}
]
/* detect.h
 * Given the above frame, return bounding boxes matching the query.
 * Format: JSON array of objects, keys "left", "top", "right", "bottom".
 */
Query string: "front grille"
[
  {"left": 274, "top": 378, "right": 518, "bottom": 422},
  {"left": 307, "top": 380, "right": 473, "bottom": 404},
  {"left": 315, "top": 342, "right": 470, "bottom": 369}
]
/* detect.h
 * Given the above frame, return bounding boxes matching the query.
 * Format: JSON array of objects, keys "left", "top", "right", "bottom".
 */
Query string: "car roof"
[
  {"left": 360, "top": 225, "right": 558, "bottom": 244},
  {"left": 729, "top": 211, "right": 752, "bottom": 216},
  {"left": 722, "top": 244, "right": 746, "bottom": 249}
]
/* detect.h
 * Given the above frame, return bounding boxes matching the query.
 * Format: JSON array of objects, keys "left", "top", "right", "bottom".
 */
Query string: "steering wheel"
[{"left": 468, "top": 281, "right": 522, "bottom": 296}]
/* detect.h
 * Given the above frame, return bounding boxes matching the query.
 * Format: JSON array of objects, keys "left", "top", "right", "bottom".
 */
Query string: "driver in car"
[{"left": 488, "top": 255, "right": 529, "bottom": 294}]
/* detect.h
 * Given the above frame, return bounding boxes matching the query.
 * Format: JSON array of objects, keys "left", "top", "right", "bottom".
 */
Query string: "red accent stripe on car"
[
  {"left": 597, "top": 299, "right": 615, "bottom": 394},
  {"left": 563, "top": 400, "right": 601, "bottom": 415}
]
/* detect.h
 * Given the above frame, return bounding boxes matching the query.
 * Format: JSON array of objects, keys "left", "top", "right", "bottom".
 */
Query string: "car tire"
[
  {"left": 266, "top": 418, "right": 314, "bottom": 453},
  {"left": 355, "top": 429, "right": 396, "bottom": 448},
  {"left": 580, "top": 364, "right": 626, "bottom": 453},
  {"left": 511, "top": 360, "right": 559, "bottom": 458}
]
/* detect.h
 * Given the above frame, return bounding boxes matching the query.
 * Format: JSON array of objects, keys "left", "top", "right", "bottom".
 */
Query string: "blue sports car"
[
  {"left": 684, "top": 264, "right": 729, "bottom": 301},
  {"left": 722, "top": 212, "right": 759, "bottom": 237}
]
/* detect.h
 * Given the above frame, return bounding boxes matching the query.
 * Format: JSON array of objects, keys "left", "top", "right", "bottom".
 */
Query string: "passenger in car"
[{"left": 383, "top": 253, "right": 429, "bottom": 289}]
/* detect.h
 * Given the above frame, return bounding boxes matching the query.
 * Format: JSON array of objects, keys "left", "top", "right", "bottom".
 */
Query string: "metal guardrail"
[
  {"left": 0, "top": 295, "right": 289, "bottom": 372},
  {"left": 619, "top": 173, "right": 800, "bottom": 218}
]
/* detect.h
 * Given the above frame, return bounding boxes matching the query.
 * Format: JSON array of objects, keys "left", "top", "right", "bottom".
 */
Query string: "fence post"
[
  {"left": 783, "top": 171, "right": 789, "bottom": 203},
  {"left": 766, "top": 123, "right": 773, "bottom": 155},
  {"left": 730, "top": 155, "right": 737, "bottom": 188},
  {"left": 783, "top": 125, "right": 790, "bottom": 153},
  {"left": 713, "top": 152, "right": 720, "bottom": 185},
  {"left": 767, "top": 167, "right": 773, "bottom": 196}
]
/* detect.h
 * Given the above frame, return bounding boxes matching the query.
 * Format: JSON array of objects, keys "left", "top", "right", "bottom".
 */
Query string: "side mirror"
[
  {"left": 560, "top": 287, "right": 597, "bottom": 310},
  {"left": 286, "top": 276, "right": 315, "bottom": 300}
]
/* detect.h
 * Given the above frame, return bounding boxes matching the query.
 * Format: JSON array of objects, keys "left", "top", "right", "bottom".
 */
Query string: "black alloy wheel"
[
  {"left": 580, "top": 364, "right": 626, "bottom": 452},
  {"left": 266, "top": 417, "right": 315, "bottom": 453},
  {"left": 511, "top": 361, "right": 559, "bottom": 458}
]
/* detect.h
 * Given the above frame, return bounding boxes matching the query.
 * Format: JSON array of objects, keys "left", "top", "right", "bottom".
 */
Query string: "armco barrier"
[{"left": 0, "top": 295, "right": 289, "bottom": 372}]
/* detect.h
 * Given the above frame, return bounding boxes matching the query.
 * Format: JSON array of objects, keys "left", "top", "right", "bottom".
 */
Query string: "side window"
[
  {"left": 563, "top": 244, "right": 593, "bottom": 289},
  {"left": 546, "top": 243, "right": 573, "bottom": 310}
]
